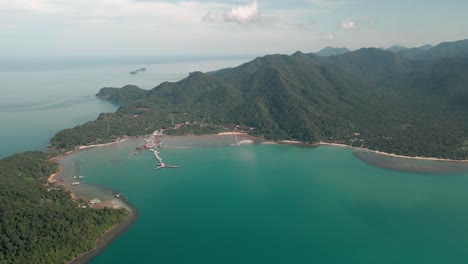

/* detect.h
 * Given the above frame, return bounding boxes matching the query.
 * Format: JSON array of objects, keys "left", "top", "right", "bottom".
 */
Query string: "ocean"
[
  {"left": 0, "top": 56, "right": 249, "bottom": 158},
  {"left": 63, "top": 137, "right": 468, "bottom": 264},
  {"left": 2, "top": 56, "right": 468, "bottom": 264}
]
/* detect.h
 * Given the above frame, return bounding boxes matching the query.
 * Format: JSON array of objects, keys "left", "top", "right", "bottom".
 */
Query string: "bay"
[
  {"left": 59, "top": 137, "right": 468, "bottom": 264},
  {"left": 2, "top": 56, "right": 468, "bottom": 264}
]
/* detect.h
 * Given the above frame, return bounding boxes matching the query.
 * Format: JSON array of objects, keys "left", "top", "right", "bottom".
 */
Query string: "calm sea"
[
  {"left": 2, "top": 56, "right": 468, "bottom": 264},
  {"left": 0, "top": 56, "right": 249, "bottom": 158},
  {"left": 64, "top": 139, "right": 468, "bottom": 264}
]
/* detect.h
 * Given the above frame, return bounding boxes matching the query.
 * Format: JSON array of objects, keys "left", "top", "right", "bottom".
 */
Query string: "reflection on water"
[{"left": 353, "top": 151, "right": 468, "bottom": 175}]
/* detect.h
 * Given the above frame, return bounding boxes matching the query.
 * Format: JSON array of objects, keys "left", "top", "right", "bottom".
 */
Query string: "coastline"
[
  {"left": 68, "top": 202, "right": 139, "bottom": 264},
  {"left": 48, "top": 157, "right": 63, "bottom": 183},
  {"left": 316, "top": 142, "right": 468, "bottom": 163},
  {"left": 77, "top": 138, "right": 127, "bottom": 150},
  {"left": 47, "top": 137, "right": 139, "bottom": 264},
  {"left": 277, "top": 139, "right": 468, "bottom": 163},
  {"left": 216, "top": 132, "right": 248, "bottom": 136},
  {"left": 49, "top": 133, "right": 465, "bottom": 263}
]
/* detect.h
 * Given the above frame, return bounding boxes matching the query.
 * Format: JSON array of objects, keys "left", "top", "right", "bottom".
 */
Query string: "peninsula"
[
  {"left": 1, "top": 39, "right": 468, "bottom": 263},
  {"left": 52, "top": 39, "right": 468, "bottom": 160}
]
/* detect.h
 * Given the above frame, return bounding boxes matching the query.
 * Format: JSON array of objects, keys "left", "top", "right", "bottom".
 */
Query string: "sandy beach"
[
  {"left": 47, "top": 131, "right": 466, "bottom": 263},
  {"left": 217, "top": 132, "right": 248, "bottom": 136},
  {"left": 77, "top": 138, "right": 127, "bottom": 150},
  {"left": 47, "top": 138, "right": 140, "bottom": 264},
  {"left": 316, "top": 142, "right": 468, "bottom": 163},
  {"left": 48, "top": 157, "right": 63, "bottom": 183}
]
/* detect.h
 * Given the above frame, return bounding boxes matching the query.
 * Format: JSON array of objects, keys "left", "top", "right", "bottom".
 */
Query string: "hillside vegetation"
[
  {"left": 51, "top": 40, "right": 468, "bottom": 159},
  {"left": 0, "top": 151, "right": 127, "bottom": 263}
]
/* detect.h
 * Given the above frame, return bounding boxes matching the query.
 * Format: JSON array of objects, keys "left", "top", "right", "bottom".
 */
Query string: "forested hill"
[
  {"left": 0, "top": 151, "right": 127, "bottom": 263},
  {"left": 53, "top": 39, "right": 468, "bottom": 159}
]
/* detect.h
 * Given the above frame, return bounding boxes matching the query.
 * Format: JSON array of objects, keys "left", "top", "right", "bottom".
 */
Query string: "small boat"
[{"left": 71, "top": 182, "right": 80, "bottom": 186}]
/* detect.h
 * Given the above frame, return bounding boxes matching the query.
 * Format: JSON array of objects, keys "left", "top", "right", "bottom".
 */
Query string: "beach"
[
  {"left": 316, "top": 142, "right": 468, "bottom": 163},
  {"left": 48, "top": 132, "right": 467, "bottom": 263},
  {"left": 47, "top": 138, "right": 140, "bottom": 264}
]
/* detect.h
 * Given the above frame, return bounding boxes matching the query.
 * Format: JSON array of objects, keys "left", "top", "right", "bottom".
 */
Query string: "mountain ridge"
[{"left": 52, "top": 39, "right": 468, "bottom": 159}]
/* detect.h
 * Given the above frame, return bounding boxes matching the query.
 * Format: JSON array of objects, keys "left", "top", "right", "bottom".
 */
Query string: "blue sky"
[{"left": 1, "top": 0, "right": 467, "bottom": 56}]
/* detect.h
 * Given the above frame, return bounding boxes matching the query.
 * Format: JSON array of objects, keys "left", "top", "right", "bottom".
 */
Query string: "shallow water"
[
  {"left": 3, "top": 57, "right": 468, "bottom": 264},
  {"left": 55, "top": 136, "right": 468, "bottom": 264},
  {"left": 353, "top": 151, "right": 468, "bottom": 175}
]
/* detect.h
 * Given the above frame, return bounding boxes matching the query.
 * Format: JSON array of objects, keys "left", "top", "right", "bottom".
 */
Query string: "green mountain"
[
  {"left": 51, "top": 40, "right": 468, "bottom": 159},
  {"left": 315, "top": 46, "right": 350, "bottom": 57},
  {"left": 418, "top": 39, "right": 468, "bottom": 60},
  {"left": 396, "top": 44, "right": 433, "bottom": 59},
  {"left": 386, "top": 45, "right": 408, "bottom": 53}
]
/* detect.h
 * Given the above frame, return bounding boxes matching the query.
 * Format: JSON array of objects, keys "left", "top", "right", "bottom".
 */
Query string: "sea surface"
[
  {"left": 2, "top": 56, "right": 468, "bottom": 264},
  {"left": 60, "top": 138, "right": 468, "bottom": 264},
  {"left": 0, "top": 56, "right": 249, "bottom": 157}
]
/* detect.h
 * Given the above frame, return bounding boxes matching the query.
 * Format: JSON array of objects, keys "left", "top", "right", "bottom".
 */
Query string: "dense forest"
[
  {"left": 51, "top": 39, "right": 468, "bottom": 159},
  {"left": 0, "top": 152, "right": 128, "bottom": 263}
]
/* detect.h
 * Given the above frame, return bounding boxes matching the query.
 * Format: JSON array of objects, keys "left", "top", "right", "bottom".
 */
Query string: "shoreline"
[
  {"left": 276, "top": 140, "right": 468, "bottom": 163},
  {"left": 50, "top": 133, "right": 466, "bottom": 263},
  {"left": 315, "top": 142, "right": 468, "bottom": 163},
  {"left": 216, "top": 132, "right": 248, "bottom": 136},
  {"left": 68, "top": 202, "right": 139, "bottom": 264},
  {"left": 63, "top": 133, "right": 468, "bottom": 163},
  {"left": 48, "top": 157, "right": 63, "bottom": 183},
  {"left": 47, "top": 138, "right": 139, "bottom": 264}
]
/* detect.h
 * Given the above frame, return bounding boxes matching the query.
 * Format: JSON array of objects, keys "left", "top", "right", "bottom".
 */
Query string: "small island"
[{"left": 129, "top": 67, "right": 147, "bottom": 75}]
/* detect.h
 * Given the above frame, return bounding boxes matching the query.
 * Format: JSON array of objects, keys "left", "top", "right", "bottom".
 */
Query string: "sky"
[{"left": 1, "top": 0, "right": 468, "bottom": 57}]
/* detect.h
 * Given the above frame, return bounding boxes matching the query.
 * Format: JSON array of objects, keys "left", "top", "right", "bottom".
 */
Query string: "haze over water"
[
  {"left": 0, "top": 57, "right": 248, "bottom": 158},
  {"left": 2, "top": 57, "right": 468, "bottom": 264}
]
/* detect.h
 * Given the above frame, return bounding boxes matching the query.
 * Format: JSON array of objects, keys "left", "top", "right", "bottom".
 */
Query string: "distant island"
[
  {"left": 1, "top": 38, "right": 468, "bottom": 263},
  {"left": 129, "top": 67, "right": 147, "bottom": 75},
  {"left": 53, "top": 39, "right": 468, "bottom": 160}
]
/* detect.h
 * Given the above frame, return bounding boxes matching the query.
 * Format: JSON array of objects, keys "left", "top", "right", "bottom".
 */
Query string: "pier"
[
  {"left": 232, "top": 132, "right": 239, "bottom": 146},
  {"left": 143, "top": 130, "right": 179, "bottom": 170}
]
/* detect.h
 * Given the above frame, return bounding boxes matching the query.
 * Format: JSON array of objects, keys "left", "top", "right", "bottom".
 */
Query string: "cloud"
[
  {"left": 203, "top": 1, "right": 261, "bottom": 25},
  {"left": 321, "top": 33, "right": 334, "bottom": 42},
  {"left": 339, "top": 19, "right": 358, "bottom": 30}
]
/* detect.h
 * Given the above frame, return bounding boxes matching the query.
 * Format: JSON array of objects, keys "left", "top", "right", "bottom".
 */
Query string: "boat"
[{"left": 71, "top": 182, "right": 80, "bottom": 186}]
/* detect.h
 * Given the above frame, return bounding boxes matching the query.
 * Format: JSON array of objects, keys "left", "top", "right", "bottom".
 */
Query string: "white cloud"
[
  {"left": 339, "top": 19, "right": 358, "bottom": 30},
  {"left": 321, "top": 33, "right": 334, "bottom": 42},
  {"left": 203, "top": 1, "right": 261, "bottom": 25}
]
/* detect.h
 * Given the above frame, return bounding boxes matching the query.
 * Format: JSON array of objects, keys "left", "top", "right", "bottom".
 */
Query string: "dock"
[
  {"left": 232, "top": 132, "right": 239, "bottom": 146},
  {"left": 144, "top": 130, "right": 179, "bottom": 171}
]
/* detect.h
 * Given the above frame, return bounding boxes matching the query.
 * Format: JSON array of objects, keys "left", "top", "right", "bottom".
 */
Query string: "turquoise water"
[
  {"left": 0, "top": 58, "right": 247, "bottom": 157},
  {"left": 3, "top": 57, "right": 468, "bottom": 264},
  {"left": 62, "top": 140, "right": 468, "bottom": 264}
]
